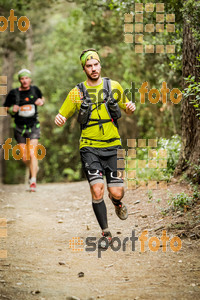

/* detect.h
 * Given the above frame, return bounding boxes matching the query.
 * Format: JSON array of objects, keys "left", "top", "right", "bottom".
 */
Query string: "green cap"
[{"left": 18, "top": 69, "right": 31, "bottom": 79}]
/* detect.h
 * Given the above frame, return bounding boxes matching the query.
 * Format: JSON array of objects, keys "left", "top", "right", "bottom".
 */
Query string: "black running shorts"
[
  {"left": 80, "top": 146, "right": 124, "bottom": 187},
  {"left": 14, "top": 122, "right": 40, "bottom": 144}
]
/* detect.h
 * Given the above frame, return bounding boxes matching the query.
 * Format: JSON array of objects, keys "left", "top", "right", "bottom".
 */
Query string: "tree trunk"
[
  {"left": 0, "top": 49, "right": 15, "bottom": 184},
  {"left": 25, "top": 25, "right": 34, "bottom": 71},
  {"left": 174, "top": 17, "right": 200, "bottom": 183}
]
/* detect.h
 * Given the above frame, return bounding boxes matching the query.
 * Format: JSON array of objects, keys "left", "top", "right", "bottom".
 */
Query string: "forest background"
[{"left": 0, "top": 0, "right": 199, "bottom": 187}]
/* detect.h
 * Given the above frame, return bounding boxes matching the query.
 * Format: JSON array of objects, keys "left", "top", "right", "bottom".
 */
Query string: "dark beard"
[{"left": 86, "top": 72, "right": 100, "bottom": 81}]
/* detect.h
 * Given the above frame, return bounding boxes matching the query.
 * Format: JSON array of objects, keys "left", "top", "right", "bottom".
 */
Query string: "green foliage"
[
  {"left": 2, "top": 0, "right": 186, "bottom": 183},
  {"left": 188, "top": 161, "right": 200, "bottom": 183},
  {"left": 125, "top": 135, "right": 181, "bottom": 184},
  {"left": 147, "top": 190, "right": 153, "bottom": 202},
  {"left": 181, "top": 0, "right": 200, "bottom": 42},
  {"left": 158, "top": 135, "right": 181, "bottom": 174},
  {"left": 168, "top": 184, "right": 200, "bottom": 212},
  {"left": 4, "top": 158, "right": 25, "bottom": 184},
  {"left": 31, "top": 5, "right": 87, "bottom": 183},
  {"left": 192, "top": 185, "right": 200, "bottom": 201},
  {"left": 168, "top": 192, "right": 192, "bottom": 211}
]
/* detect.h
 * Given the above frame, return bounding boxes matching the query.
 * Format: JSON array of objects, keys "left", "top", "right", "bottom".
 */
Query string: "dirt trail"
[{"left": 0, "top": 181, "right": 199, "bottom": 300}]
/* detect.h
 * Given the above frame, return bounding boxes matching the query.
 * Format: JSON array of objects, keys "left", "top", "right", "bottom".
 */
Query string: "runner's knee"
[
  {"left": 91, "top": 183, "right": 104, "bottom": 200},
  {"left": 108, "top": 186, "right": 124, "bottom": 200}
]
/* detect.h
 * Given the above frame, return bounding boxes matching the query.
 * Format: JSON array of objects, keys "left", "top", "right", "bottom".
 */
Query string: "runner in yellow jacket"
[{"left": 55, "top": 49, "right": 136, "bottom": 247}]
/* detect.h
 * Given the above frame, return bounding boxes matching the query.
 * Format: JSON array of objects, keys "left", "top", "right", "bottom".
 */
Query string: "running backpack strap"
[
  {"left": 15, "top": 88, "right": 20, "bottom": 106},
  {"left": 76, "top": 82, "right": 90, "bottom": 101},
  {"left": 76, "top": 82, "right": 92, "bottom": 129},
  {"left": 30, "top": 85, "right": 38, "bottom": 100},
  {"left": 15, "top": 86, "right": 38, "bottom": 105},
  {"left": 103, "top": 77, "right": 112, "bottom": 101},
  {"left": 103, "top": 78, "right": 121, "bottom": 127},
  {"left": 77, "top": 82, "right": 84, "bottom": 99}
]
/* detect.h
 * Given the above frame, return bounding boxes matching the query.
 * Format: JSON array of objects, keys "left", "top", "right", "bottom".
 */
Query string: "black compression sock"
[
  {"left": 111, "top": 197, "right": 121, "bottom": 206},
  {"left": 92, "top": 198, "right": 108, "bottom": 230}
]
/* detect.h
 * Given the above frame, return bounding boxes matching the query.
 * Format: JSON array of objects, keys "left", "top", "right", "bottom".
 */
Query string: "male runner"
[
  {"left": 55, "top": 49, "right": 135, "bottom": 244},
  {"left": 4, "top": 69, "right": 45, "bottom": 192}
]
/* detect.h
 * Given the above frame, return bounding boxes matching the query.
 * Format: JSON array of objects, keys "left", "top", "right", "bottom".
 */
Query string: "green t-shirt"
[{"left": 59, "top": 79, "right": 129, "bottom": 149}]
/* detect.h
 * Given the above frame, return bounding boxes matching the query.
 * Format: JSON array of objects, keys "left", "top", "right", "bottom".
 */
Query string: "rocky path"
[{"left": 0, "top": 181, "right": 199, "bottom": 300}]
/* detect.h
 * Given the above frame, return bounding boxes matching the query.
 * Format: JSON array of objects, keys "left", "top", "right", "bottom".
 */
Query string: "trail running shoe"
[
  {"left": 99, "top": 231, "right": 112, "bottom": 249},
  {"left": 30, "top": 182, "right": 36, "bottom": 192},
  {"left": 115, "top": 202, "right": 128, "bottom": 220}
]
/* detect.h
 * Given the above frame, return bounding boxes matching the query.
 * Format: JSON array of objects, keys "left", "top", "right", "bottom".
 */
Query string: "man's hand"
[
  {"left": 55, "top": 113, "right": 67, "bottom": 127},
  {"left": 13, "top": 105, "right": 20, "bottom": 113},
  {"left": 125, "top": 102, "right": 136, "bottom": 115},
  {"left": 35, "top": 97, "right": 45, "bottom": 106}
]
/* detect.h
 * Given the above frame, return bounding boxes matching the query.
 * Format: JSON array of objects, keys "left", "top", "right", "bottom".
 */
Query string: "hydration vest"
[
  {"left": 77, "top": 78, "right": 121, "bottom": 133},
  {"left": 14, "top": 85, "right": 38, "bottom": 106}
]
